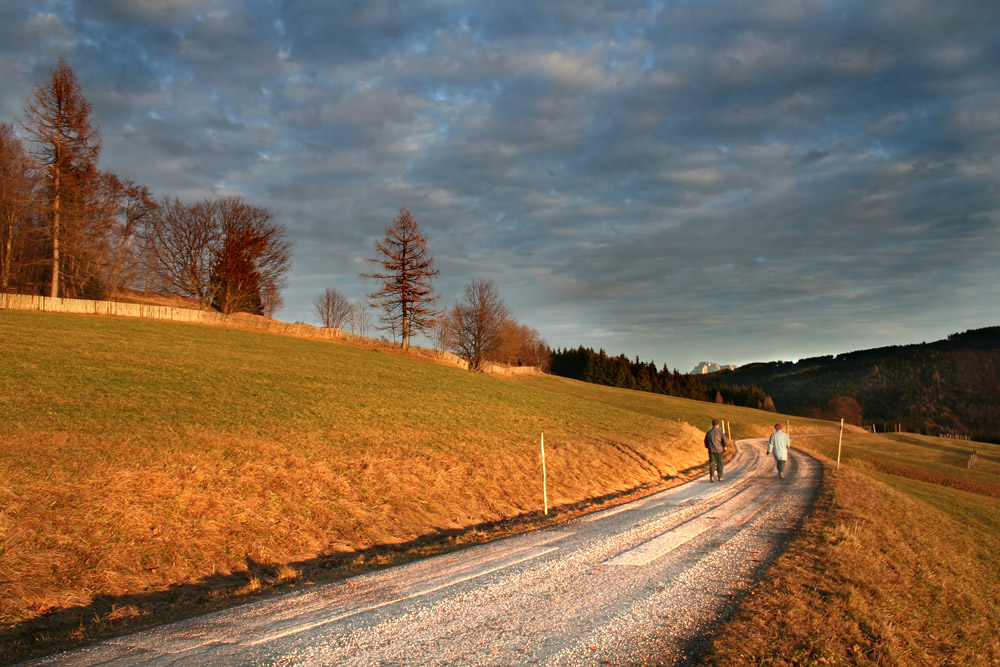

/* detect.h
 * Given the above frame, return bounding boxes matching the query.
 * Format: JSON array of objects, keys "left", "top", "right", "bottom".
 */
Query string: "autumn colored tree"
[
  {"left": 149, "top": 197, "right": 290, "bottom": 313},
  {"left": 0, "top": 122, "right": 37, "bottom": 292},
  {"left": 20, "top": 58, "right": 101, "bottom": 298},
  {"left": 211, "top": 198, "right": 291, "bottom": 315},
  {"left": 313, "top": 287, "right": 352, "bottom": 329},
  {"left": 495, "top": 320, "right": 548, "bottom": 367},
  {"left": 362, "top": 206, "right": 440, "bottom": 349}
]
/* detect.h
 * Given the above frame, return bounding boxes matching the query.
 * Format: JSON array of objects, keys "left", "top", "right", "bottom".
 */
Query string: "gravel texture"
[{"left": 24, "top": 438, "right": 821, "bottom": 667}]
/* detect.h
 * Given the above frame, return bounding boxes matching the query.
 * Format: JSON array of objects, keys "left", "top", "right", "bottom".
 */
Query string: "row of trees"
[
  {"left": 0, "top": 58, "right": 290, "bottom": 315},
  {"left": 548, "top": 346, "right": 777, "bottom": 409},
  {"left": 313, "top": 206, "right": 546, "bottom": 370}
]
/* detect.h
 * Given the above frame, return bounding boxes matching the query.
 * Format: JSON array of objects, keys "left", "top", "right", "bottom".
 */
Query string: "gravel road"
[{"left": 26, "top": 437, "right": 821, "bottom": 667}]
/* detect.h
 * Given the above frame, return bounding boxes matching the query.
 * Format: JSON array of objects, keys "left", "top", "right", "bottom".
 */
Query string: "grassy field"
[
  {"left": 0, "top": 310, "right": 832, "bottom": 662},
  {"left": 706, "top": 432, "right": 1000, "bottom": 665},
  {"left": 6, "top": 310, "right": 995, "bottom": 665}
]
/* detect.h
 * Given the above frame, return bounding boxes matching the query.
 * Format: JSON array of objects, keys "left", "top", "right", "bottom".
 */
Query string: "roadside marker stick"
[
  {"left": 541, "top": 433, "right": 548, "bottom": 516},
  {"left": 837, "top": 418, "right": 844, "bottom": 470}
]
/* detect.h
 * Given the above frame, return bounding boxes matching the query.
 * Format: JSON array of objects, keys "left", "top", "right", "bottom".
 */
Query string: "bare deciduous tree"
[
  {"left": 260, "top": 281, "right": 284, "bottom": 318},
  {"left": 348, "top": 300, "right": 372, "bottom": 338},
  {"left": 20, "top": 57, "right": 101, "bottom": 298},
  {"left": 149, "top": 197, "right": 290, "bottom": 313},
  {"left": 448, "top": 278, "right": 512, "bottom": 371},
  {"left": 313, "top": 287, "right": 352, "bottom": 329},
  {"left": 361, "top": 206, "right": 440, "bottom": 349},
  {"left": 0, "top": 122, "right": 36, "bottom": 292},
  {"left": 149, "top": 198, "right": 220, "bottom": 308},
  {"left": 94, "top": 172, "right": 157, "bottom": 297}
]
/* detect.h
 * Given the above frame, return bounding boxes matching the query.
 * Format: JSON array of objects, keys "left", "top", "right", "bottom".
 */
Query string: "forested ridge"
[
  {"left": 705, "top": 327, "right": 1000, "bottom": 442},
  {"left": 548, "top": 346, "right": 776, "bottom": 410}
]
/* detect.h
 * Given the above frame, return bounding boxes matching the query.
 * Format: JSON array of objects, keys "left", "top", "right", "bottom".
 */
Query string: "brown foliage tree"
[
  {"left": 149, "top": 197, "right": 290, "bottom": 314},
  {"left": 313, "top": 287, "right": 352, "bottom": 329},
  {"left": 362, "top": 206, "right": 440, "bottom": 348},
  {"left": 211, "top": 198, "right": 291, "bottom": 315},
  {"left": 496, "top": 320, "right": 548, "bottom": 368},
  {"left": 0, "top": 122, "right": 37, "bottom": 292},
  {"left": 20, "top": 57, "right": 101, "bottom": 298}
]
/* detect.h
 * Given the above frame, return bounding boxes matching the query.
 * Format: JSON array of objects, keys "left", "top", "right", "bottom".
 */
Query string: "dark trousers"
[{"left": 709, "top": 450, "right": 724, "bottom": 479}]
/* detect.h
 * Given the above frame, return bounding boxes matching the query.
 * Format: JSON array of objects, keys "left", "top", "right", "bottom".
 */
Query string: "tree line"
[
  {"left": 314, "top": 206, "right": 547, "bottom": 370},
  {"left": 0, "top": 58, "right": 290, "bottom": 315},
  {"left": 548, "top": 346, "right": 776, "bottom": 409}
]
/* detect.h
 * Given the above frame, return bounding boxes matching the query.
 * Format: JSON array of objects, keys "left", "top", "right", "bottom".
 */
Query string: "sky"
[{"left": 1, "top": 0, "right": 998, "bottom": 373}]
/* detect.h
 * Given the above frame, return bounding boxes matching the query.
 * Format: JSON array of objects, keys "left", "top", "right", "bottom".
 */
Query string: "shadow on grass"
[{"left": 2, "top": 464, "right": 708, "bottom": 665}]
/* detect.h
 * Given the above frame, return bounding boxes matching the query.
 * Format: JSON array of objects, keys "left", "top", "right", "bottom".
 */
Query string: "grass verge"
[{"left": 704, "top": 433, "right": 1000, "bottom": 666}]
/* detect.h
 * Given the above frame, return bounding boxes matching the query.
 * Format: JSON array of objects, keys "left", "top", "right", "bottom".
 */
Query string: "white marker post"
[
  {"left": 540, "top": 432, "right": 548, "bottom": 516},
  {"left": 837, "top": 417, "right": 844, "bottom": 470}
]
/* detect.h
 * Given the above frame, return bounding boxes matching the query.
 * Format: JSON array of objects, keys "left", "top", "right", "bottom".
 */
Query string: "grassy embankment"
[
  {"left": 0, "top": 310, "right": 831, "bottom": 662},
  {"left": 706, "top": 432, "right": 1000, "bottom": 665}
]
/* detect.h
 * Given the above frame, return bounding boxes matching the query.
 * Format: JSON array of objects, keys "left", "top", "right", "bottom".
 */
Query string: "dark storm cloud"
[{"left": 1, "top": 0, "right": 997, "bottom": 370}]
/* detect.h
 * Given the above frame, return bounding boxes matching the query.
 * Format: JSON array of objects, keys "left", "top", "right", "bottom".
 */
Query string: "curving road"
[{"left": 27, "top": 438, "right": 821, "bottom": 667}]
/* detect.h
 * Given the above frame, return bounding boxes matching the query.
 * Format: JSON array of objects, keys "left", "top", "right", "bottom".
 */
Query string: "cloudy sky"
[{"left": 2, "top": 0, "right": 998, "bottom": 372}]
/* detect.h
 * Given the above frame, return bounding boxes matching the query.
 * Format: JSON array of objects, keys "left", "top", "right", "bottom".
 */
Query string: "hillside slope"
[
  {"left": 0, "top": 310, "right": 835, "bottom": 661},
  {"left": 705, "top": 327, "right": 1000, "bottom": 442}
]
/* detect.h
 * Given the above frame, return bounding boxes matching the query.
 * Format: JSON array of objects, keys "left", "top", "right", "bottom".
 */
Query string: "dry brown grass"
[
  {"left": 3, "top": 310, "right": 753, "bottom": 662},
  {"left": 704, "top": 435, "right": 1000, "bottom": 666}
]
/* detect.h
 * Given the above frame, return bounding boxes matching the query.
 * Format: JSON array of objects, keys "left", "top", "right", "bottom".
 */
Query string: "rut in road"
[{"left": 26, "top": 438, "right": 822, "bottom": 667}]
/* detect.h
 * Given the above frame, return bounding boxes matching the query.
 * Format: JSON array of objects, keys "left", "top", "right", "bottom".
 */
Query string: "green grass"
[
  {"left": 11, "top": 309, "right": 988, "bottom": 666},
  {"left": 1, "top": 309, "right": 810, "bottom": 661}
]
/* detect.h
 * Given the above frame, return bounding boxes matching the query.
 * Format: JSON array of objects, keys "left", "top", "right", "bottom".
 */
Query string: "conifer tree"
[
  {"left": 362, "top": 206, "right": 440, "bottom": 349},
  {"left": 21, "top": 58, "right": 101, "bottom": 298}
]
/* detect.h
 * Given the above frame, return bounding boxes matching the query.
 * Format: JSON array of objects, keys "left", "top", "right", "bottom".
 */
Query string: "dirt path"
[{"left": 25, "top": 438, "right": 821, "bottom": 666}]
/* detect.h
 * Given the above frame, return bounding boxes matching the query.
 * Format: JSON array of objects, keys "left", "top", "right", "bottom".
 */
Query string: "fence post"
[
  {"left": 837, "top": 418, "right": 844, "bottom": 470},
  {"left": 540, "top": 433, "right": 548, "bottom": 516}
]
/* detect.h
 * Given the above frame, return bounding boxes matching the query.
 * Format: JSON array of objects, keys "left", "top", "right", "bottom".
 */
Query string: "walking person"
[
  {"left": 704, "top": 418, "right": 728, "bottom": 482},
  {"left": 767, "top": 422, "right": 791, "bottom": 479}
]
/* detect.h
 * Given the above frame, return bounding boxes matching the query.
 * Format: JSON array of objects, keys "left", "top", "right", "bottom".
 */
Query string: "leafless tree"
[
  {"left": 260, "top": 281, "right": 284, "bottom": 318},
  {"left": 20, "top": 57, "right": 101, "bottom": 298},
  {"left": 313, "top": 287, "right": 352, "bottom": 329},
  {"left": 361, "top": 206, "right": 440, "bottom": 349},
  {"left": 149, "top": 197, "right": 220, "bottom": 308},
  {"left": 0, "top": 122, "right": 37, "bottom": 292},
  {"left": 448, "top": 278, "right": 512, "bottom": 371},
  {"left": 348, "top": 300, "right": 372, "bottom": 338},
  {"left": 92, "top": 172, "right": 157, "bottom": 297},
  {"left": 431, "top": 313, "right": 454, "bottom": 354}
]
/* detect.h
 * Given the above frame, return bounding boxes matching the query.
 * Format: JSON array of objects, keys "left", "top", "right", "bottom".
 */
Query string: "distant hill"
[{"left": 703, "top": 327, "right": 1000, "bottom": 442}]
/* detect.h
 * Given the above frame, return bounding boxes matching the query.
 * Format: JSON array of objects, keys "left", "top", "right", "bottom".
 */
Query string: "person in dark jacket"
[{"left": 704, "top": 418, "right": 728, "bottom": 482}]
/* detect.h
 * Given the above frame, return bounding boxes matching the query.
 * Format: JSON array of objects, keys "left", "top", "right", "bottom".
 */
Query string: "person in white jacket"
[{"left": 767, "top": 422, "right": 791, "bottom": 479}]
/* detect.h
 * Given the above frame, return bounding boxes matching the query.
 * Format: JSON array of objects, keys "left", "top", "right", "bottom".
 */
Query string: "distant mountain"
[
  {"left": 702, "top": 327, "right": 1000, "bottom": 442},
  {"left": 690, "top": 361, "right": 739, "bottom": 374}
]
